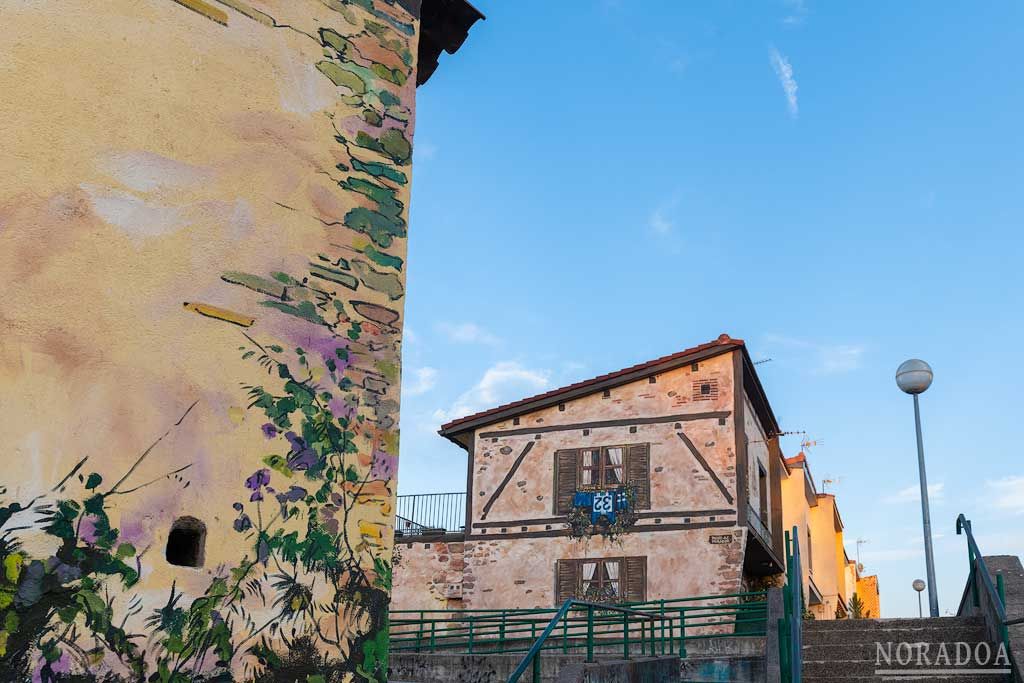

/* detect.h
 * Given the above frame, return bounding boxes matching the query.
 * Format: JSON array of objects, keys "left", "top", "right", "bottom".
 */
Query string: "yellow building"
[{"left": 779, "top": 452, "right": 880, "bottom": 619}]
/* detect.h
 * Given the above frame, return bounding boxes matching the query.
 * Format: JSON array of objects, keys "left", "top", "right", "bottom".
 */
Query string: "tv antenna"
[
  {"left": 856, "top": 538, "right": 869, "bottom": 566},
  {"left": 801, "top": 438, "right": 825, "bottom": 453},
  {"left": 821, "top": 476, "right": 841, "bottom": 493},
  {"left": 754, "top": 357, "right": 773, "bottom": 366}
]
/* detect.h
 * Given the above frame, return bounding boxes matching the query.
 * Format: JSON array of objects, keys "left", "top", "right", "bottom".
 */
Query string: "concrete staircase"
[{"left": 803, "top": 616, "right": 1009, "bottom": 682}]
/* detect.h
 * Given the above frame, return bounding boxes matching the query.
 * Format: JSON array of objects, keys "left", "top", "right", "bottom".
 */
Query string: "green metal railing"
[
  {"left": 778, "top": 526, "right": 803, "bottom": 683},
  {"left": 956, "top": 514, "right": 1015, "bottom": 677},
  {"left": 391, "top": 591, "right": 769, "bottom": 682}
]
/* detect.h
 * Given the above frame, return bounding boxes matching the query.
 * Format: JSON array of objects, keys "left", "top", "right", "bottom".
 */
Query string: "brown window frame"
[
  {"left": 577, "top": 445, "right": 627, "bottom": 491},
  {"left": 555, "top": 555, "right": 647, "bottom": 605},
  {"left": 580, "top": 557, "right": 622, "bottom": 602},
  {"left": 554, "top": 443, "right": 651, "bottom": 514}
]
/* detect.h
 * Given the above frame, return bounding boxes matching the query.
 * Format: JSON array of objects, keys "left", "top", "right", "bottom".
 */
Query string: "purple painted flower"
[
  {"left": 370, "top": 450, "right": 398, "bottom": 480},
  {"left": 77, "top": 514, "right": 101, "bottom": 544},
  {"left": 261, "top": 423, "right": 278, "bottom": 439},
  {"left": 245, "top": 468, "right": 271, "bottom": 490},
  {"left": 245, "top": 468, "right": 271, "bottom": 501},
  {"left": 233, "top": 514, "right": 253, "bottom": 532},
  {"left": 276, "top": 486, "right": 308, "bottom": 504},
  {"left": 285, "top": 432, "right": 319, "bottom": 471}
]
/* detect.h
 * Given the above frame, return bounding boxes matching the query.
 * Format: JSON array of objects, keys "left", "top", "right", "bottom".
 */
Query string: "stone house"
[{"left": 391, "top": 334, "right": 791, "bottom": 611}]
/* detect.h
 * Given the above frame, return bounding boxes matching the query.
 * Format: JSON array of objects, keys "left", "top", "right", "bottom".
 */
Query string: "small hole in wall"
[
  {"left": 513, "top": 417, "right": 520, "bottom": 426},
  {"left": 719, "top": 418, "right": 727, "bottom": 426},
  {"left": 602, "top": 390, "right": 611, "bottom": 398},
  {"left": 559, "top": 403, "right": 566, "bottom": 412},
  {"left": 629, "top": 426, "right": 637, "bottom": 434},
  {"left": 492, "top": 438, "right": 498, "bottom": 443},
  {"left": 691, "top": 363, "right": 699, "bottom": 372},
  {"left": 583, "top": 429, "right": 590, "bottom": 436},
  {"left": 166, "top": 516, "right": 206, "bottom": 568},
  {"left": 649, "top": 376, "right": 657, "bottom": 384}
]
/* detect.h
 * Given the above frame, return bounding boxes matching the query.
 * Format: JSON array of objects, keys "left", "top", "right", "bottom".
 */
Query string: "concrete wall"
[
  {"left": 0, "top": 2, "right": 425, "bottom": 680},
  {"left": 390, "top": 653, "right": 681, "bottom": 683}
]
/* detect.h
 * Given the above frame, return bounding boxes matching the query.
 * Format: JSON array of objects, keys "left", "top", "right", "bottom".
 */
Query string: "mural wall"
[{"left": 0, "top": 0, "right": 424, "bottom": 680}]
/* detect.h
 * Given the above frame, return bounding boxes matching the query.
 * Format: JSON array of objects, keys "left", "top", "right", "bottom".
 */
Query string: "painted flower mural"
[{"left": 0, "top": 0, "right": 480, "bottom": 680}]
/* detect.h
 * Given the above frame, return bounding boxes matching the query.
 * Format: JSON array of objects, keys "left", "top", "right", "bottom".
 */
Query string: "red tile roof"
[
  {"left": 439, "top": 333, "right": 745, "bottom": 435},
  {"left": 785, "top": 452, "right": 807, "bottom": 466}
]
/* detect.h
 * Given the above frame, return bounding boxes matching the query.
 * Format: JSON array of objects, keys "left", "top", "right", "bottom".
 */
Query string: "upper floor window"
[
  {"left": 579, "top": 446, "right": 624, "bottom": 488},
  {"left": 554, "top": 443, "right": 650, "bottom": 513}
]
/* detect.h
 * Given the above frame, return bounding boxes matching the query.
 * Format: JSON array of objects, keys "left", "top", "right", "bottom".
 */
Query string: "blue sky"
[{"left": 398, "top": 0, "right": 1024, "bottom": 617}]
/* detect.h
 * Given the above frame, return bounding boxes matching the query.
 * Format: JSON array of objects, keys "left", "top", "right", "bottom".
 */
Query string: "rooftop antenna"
[
  {"left": 856, "top": 538, "right": 869, "bottom": 566},
  {"left": 754, "top": 358, "right": 773, "bottom": 366},
  {"left": 821, "top": 476, "right": 841, "bottom": 493},
  {"left": 801, "top": 438, "right": 825, "bottom": 453}
]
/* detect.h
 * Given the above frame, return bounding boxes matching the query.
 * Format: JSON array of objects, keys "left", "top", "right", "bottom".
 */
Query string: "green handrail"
[
  {"left": 389, "top": 590, "right": 770, "bottom": 664},
  {"left": 506, "top": 600, "right": 662, "bottom": 683},
  {"left": 778, "top": 526, "right": 803, "bottom": 683},
  {"left": 956, "top": 514, "right": 1014, "bottom": 676}
]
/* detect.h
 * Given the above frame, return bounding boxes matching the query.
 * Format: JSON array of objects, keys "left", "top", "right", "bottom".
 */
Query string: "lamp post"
[
  {"left": 896, "top": 359, "right": 939, "bottom": 618},
  {"left": 913, "top": 579, "right": 926, "bottom": 618}
]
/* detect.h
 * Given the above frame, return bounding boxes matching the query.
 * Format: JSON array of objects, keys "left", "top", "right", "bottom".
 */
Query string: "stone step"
[
  {"left": 803, "top": 640, "right": 997, "bottom": 661},
  {"left": 803, "top": 625, "right": 990, "bottom": 645},
  {"left": 803, "top": 616, "right": 985, "bottom": 631},
  {"left": 803, "top": 658, "right": 1009, "bottom": 679},
  {"left": 805, "top": 676, "right": 1010, "bottom": 683}
]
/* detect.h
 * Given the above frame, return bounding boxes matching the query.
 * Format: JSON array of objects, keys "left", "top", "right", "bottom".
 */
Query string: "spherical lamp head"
[
  {"left": 912, "top": 579, "right": 926, "bottom": 593},
  {"left": 897, "top": 359, "right": 933, "bottom": 395}
]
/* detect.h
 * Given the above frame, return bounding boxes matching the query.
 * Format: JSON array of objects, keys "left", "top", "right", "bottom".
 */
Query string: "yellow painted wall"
[
  {"left": 857, "top": 574, "right": 881, "bottom": 619},
  {"left": 0, "top": 1, "right": 423, "bottom": 680}
]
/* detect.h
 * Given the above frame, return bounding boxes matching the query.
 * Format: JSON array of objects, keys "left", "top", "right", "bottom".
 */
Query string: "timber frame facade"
[{"left": 391, "top": 334, "right": 789, "bottom": 611}]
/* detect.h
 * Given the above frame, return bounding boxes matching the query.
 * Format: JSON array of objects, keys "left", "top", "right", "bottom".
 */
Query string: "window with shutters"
[
  {"left": 554, "top": 556, "right": 647, "bottom": 604},
  {"left": 554, "top": 443, "right": 650, "bottom": 514}
]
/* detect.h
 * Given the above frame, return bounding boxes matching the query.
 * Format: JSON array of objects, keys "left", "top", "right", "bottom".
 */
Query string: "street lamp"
[
  {"left": 913, "top": 579, "right": 926, "bottom": 618},
  {"left": 896, "top": 359, "right": 938, "bottom": 618}
]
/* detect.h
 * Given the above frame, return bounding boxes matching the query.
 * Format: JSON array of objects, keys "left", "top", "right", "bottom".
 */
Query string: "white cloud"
[
  {"left": 404, "top": 367, "right": 438, "bottom": 396},
  {"left": 782, "top": 0, "right": 807, "bottom": 26},
  {"left": 433, "top": 361, "right": 550, "bottom": 423},
  {"left": 762, "top": 334, "right": 866, "bottom": 374},
  {"left": 986, "top": 477, "right": 1024, "bottom": 515},
  {"left": 818, "top": 345, "right": 866, "bottom": 374},
  {"left": 769, "top": 46, "right": 799, "bottom": 117},
  {"left": 648, "top": 195, "right": 681, "bottom": 236},
  {"left": 415, "top": 141, "right": 438, "bottom": 161},
  {"left": 436, "top": 322, "right": 501, "bottom": 346},
  {"left": 884, "top": 483, "right": 945, "bottom": 504},
  {"left": 649, "top": 208, "right": 673, "bottom": 235}
]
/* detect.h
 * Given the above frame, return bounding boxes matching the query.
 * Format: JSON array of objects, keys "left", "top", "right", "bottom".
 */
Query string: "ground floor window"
[{"left": 555, "top": 556, "right": 647, "bottom": 604}]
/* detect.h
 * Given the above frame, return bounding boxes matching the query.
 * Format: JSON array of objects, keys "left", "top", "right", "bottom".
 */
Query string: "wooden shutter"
[
  {"left": 624, "top": 556, "right": 647, "bottom": 602},
  {"left": 555, "top": 559, "right": 579, "bottom": 605},
  {"left": 626, "top": 443, "right": 651, "bottom": 509},
  {"left": 554, "top": 449, "right": 578, "bottom": 514}
]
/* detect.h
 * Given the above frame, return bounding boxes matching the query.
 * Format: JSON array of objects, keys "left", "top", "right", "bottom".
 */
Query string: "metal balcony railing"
[
  {"left": 747, "top": 504, "right": 773, "bottom": 547},
  {"left": 395, "top": 492, "right": 466, "bottom": 535}
]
